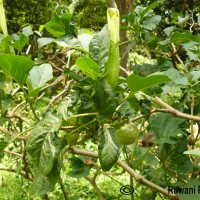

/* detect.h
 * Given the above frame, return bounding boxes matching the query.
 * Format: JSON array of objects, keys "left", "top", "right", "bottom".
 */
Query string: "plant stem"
[
  {"left": 59, "top": 176, "right": 68, "bottom": 200},
  {"left": 70, "top": 146, "right": 181, "bottom": 200},
  {"left": 66, "top": 112, "right": 98, "bottom": 121},
  {"left": 10, "top": 126, "right": 33, "bottom": 143},
  {"left": 22, "top": 88, "right": 39, "bottom": 121},
  {"left": 85, "top": 172, "right": 105, "bottom": 200},
  {"left": 68, "top": 119, "right": 96, "bottom": 135}
]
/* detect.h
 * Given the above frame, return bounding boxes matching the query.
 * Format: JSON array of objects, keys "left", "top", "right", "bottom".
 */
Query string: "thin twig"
[
  {"left": 41, "top": 75, "right": 65, "bottom": 91},
  {"left": 70, "top": 147, "right": 180, "bottom": 200},
  {"left": 85, "top": 172, "right": 105, "bottom": 200},
  {"left": 0, "top": 126, "right": 10, "bottom": 135},
  {"left": 153, "top": 97, "right": 200, "bottom": 121},
  {"left": 3, "top": 150, "right": 23, "bottom": 157},
  {"left": 0, "top": 168, "right": 33, "bottom": 181},
  {"left": 49, "top": 80, "right": 73, "bottom": 106},
  {"left": 59, "top": 175, "right": 68, "bottom": 200},
  {"left": 11, "top": 101, "right": 26, "bottom": 113},
  {"left": 6, "top": 111, "right": 30, "bottom": 124}
]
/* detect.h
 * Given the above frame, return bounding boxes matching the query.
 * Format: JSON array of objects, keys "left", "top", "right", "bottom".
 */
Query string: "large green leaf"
[
  {"left": 127, "top": 73, "right": 170, "bottom": 93},
  {"left": 0, "top": 54, "right": 34, "bottom": 86},
  {"left": 170, "top": 32, "right": 200, "bottom": 44},
  {"left": 39, "top": 134, "right": 63, "bottom": 176},
  {"left": 45, "top": 11, "right": 76, "bottom": 37},
  {"left": 78, "top": 33, "right": 93, "bottom": 52},
  {"left": 156, "top": 138, "right": 193, "bottom": 179},
  {"left": 163, "top": 68, "right": 188, "bottom": 85},
  {"left": 28, "top": 63, "right": 53, "bottom": 90},
  {"left": 93, "top": 79, "right": 117, "bottom": 122},
  {"left": 143, "top": 15, "right": 161, "bottom": 30},
  {"left": 67, "top": 157, "right": 90, "bottom": 178},
  {"left": 150, "top": 113, "right": 185, "bottom": 144},
  {"left": 31, "top": 163, "right": 60, "bottom": 197},
  {"left": 11, "top": 34, "right": 29, "bottom": 51},
  {"left": 89, "top": 25, "right": 110, "bottom": 66},
  {"left": 98, "top": 126, "right": 121, "bottom": 171},
  {"left": 26, "top": 113, "right": 62, "bottom": 167},
  {"left": 76, "top": 57, "right": 99, "bottom": 80}
]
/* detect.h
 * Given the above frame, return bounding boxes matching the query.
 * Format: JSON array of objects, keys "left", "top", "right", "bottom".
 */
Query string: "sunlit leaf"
[
  {"left": 183, "top": 149, "right": 200, "bottom": 156},
  {"left": 127, "top": 73, "right": 170, "bottom": 93},
  {"left": 76, "top": 57, "right": 99, "bottom": 80},
  {"left": 0, "top": 54, "right": 34, "bottom": 86},
  {"left": 28, "top": 63, "right": 53, "bottom": 90},
  {"left": 37, "top": 37, "right": 55, "bottom": 48},
  {"left": 45, "top": 11, "right": 76, "bottom": 37}
]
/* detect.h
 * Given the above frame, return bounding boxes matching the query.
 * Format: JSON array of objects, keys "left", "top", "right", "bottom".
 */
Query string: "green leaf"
[
  {"left": 45, "top": 11, "right": 76, "bottom": 37},
  {"left": 163, "top": 26, "right": 176, "bottom": 36},
  {"left": 126, "top": 73, "right": 170, "bottom": 93},
  {"left": 156, "top": 138, "right": 193, "bottom": 179},
  {"left": 37, "top": 37, "right": 55, "bottom": 48},
  {"left": 11, "top": 34, "right": 29, "bottom": 51},
  {"left": 28, "top": 63, "right": 53, "bottom": 90},
  {"left": 183, "top": 42, "right": 200, "bottom": 61},
  {"left": 183, "top": 149, "right": 200, "bottom": 156},
  {"left": 57, "top": 96, "right": 73, "bottom": 120},
  {"left": 67, "top": 157, "right": 90, "bottom": 178},
  {"left": 39, "top": 134, "right": 63, "bottom": 176},
  {"left": 93, "top": 79, "right": 116, "bottom": 122},
  {"left": 143, "top": 15, "right": 161, "bottom": 30},
  {"left": 98, "top": 125, "right": 121, "bottom": 171},
  {"left": 188, "top": 70, "right": 200, "bottom": 82},
  {"left": 163, "top": 68, "right": 188, "bottom": 85},
  {"left": 89, "top": 25, "right": 110, "bottom": 66},
  {"left": 170, "top": 32, "right": 200, "bottom": 44},
  {"left": 0, "top": 54, "right": 34, "bottom": 86},
  {"left": 22, "top": 25, "right": 33, "bottom": 36},
  {"left": 0, "top": 139, "right": 9, "bottom": 151},
  {"left": 31, "top": 163, "right": 60, "bottom": 197},
  {"left": 140, "top": 1, "right": 159, "bottom": 18},
  {"left": 26, "top": 113, "right": 62, "bottom": 167},
  {"left": 150, "top": 113, "right": 185, "bottom": 144},
  {"left": 78, "top": 33, "right": 93, "bottom": 52},
  {"left": 76, "top": 57, "right": 99, "bottom": 80},
  {"left": 0, "top": 94, "right": 13, "bottom": 115},
  {"left": 65, "top": 133, "right": 79, "bottom": 145}
]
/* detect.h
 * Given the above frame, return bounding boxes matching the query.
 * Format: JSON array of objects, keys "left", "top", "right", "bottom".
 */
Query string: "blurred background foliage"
[
  {"left": 4, "top": 0, "right": 107, "bottom": 33},
  {"left": 3, "top": 0, "right": 200, "bottom": 33}
]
